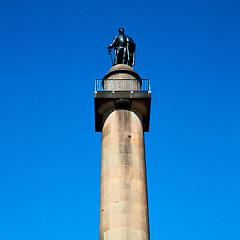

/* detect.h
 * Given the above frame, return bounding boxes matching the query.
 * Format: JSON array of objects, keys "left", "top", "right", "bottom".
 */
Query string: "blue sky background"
[{"left": 0, "top": 0, "right": 240, "bottom": 239}]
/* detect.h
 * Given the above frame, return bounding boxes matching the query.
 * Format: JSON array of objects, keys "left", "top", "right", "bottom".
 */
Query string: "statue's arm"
[{"left": 108, "top": 36, "right": 117, "bottom": 49}]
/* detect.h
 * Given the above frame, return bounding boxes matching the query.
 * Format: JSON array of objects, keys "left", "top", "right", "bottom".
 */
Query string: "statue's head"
[{"left": 119, "top": 28, "right": 124, "bottom": 34}]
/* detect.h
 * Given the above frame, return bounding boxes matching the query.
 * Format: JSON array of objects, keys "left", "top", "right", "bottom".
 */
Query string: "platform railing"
[{"left": 95, "top": 79, "right": 150, "bottom": 92}]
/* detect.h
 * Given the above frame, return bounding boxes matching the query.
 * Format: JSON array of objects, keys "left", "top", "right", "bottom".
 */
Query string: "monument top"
[
  {"left": 103, "top": 64, "right": 141, "bottom": 80},
  {"left": 107, "top": 28, "right": 136, "bottom": 67}
]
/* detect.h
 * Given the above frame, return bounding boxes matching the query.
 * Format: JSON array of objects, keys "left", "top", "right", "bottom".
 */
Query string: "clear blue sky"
[{"left": 0, "top": 0, "right": 240, "bottom": 239}]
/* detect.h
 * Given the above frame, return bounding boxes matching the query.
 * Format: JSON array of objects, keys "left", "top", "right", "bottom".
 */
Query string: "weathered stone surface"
[
  {"left": 103, "top": 228, "right": 149, "bottom": 240},
  {"left": 101, "top": 166, "right": 146, "bottom": 181},
  {"left": 102, "top": 64, "right": 142, "bottom": 92},
  {"left": 103, "top": 64, "right": 141, "bottom": 81},
  {"left": 100, "top": 109, "right": 150, "bottom": 240}
]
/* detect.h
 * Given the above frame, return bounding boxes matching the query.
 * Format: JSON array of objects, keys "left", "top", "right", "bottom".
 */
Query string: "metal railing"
[{"left": 95, "top": 79, "right": 150, "bottom": 92}]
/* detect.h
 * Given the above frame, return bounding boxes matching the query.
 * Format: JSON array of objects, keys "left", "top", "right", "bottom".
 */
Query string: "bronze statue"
[{"left": 108, "top": 28, "right": 136, "bottom": 67}]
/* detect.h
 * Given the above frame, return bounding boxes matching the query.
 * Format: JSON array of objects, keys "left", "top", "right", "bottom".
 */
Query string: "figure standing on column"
[{"left": 108, "top": 28, "right": 136, "bottom": 67}]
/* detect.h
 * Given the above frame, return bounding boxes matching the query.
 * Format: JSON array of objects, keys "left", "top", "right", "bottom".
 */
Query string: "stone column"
[
  {"left": 100, "top": 109, "right": 149, "bottom": 240},
  {"left": 95, "top": 64, "right": 151, "bottom": 240}
]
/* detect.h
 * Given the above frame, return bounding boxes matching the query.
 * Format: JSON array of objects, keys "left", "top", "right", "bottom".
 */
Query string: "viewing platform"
[{"left": 94, "top": 64, "right": 151, "bottom": 132}]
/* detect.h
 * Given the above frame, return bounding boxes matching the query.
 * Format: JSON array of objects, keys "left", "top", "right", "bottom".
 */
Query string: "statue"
[{"left": 108, "top": 28, "right": 136, "bottom": 67}]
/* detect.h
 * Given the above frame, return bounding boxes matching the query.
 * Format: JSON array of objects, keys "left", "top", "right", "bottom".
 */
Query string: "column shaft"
[{"left": 100, "top": 109, "right": 149, "bottom": 240}]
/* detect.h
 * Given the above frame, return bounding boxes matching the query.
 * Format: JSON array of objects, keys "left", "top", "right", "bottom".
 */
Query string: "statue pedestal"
[{"left": 102, "top": 64, "right": 142, "bottom": 91}]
